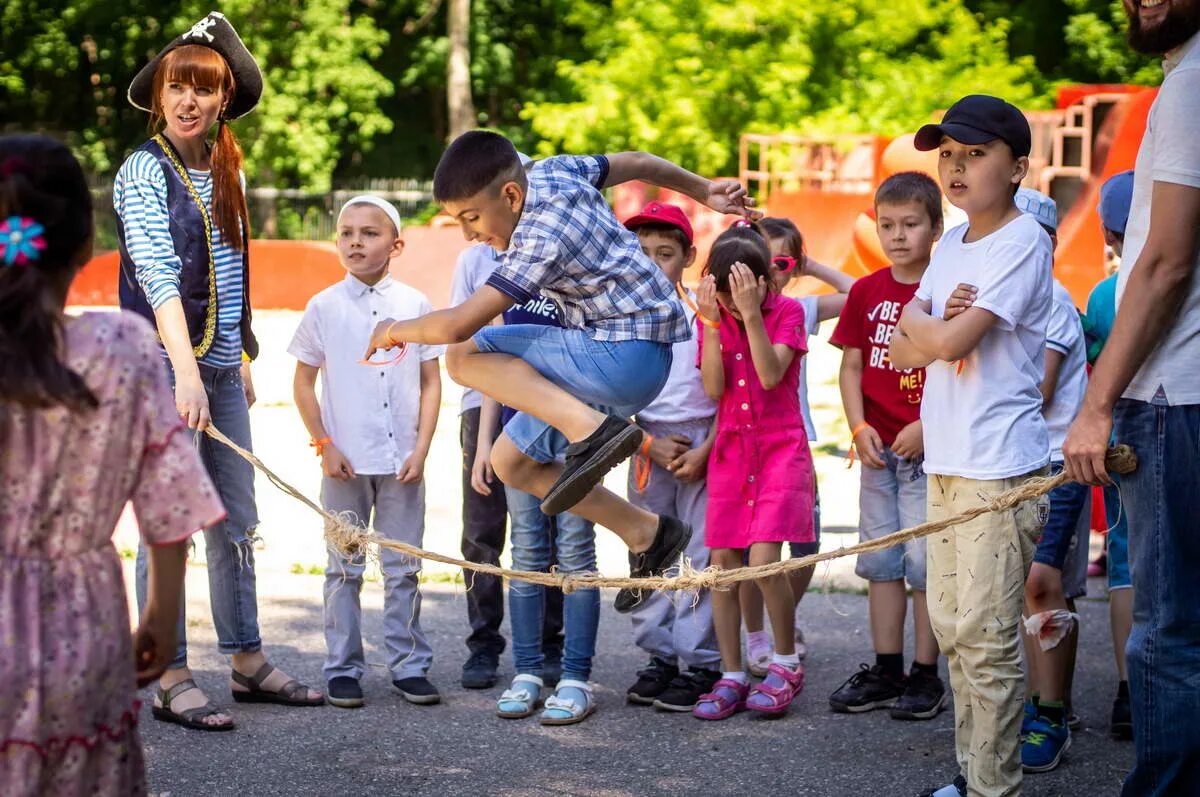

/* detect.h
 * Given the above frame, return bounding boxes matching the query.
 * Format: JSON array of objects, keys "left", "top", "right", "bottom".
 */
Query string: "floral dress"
[{"left": 0, "top": 312, "right": 224, "bottom": 796}]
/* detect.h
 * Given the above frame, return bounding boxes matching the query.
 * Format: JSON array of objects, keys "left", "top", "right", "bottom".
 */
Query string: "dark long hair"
[
  {"left": 704, "top": 222, "right": 773, "bottom": 292},
  {"left": 0, "top": 135, "right": 98, "bottom": 411}
]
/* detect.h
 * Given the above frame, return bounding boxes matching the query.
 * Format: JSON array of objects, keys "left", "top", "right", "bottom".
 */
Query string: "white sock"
[
  {"left": 773, "top": 652, "right": 800, "bottom": 668},
  {"left": 722, "top": 671, "right": 749, "bottom": 684}
]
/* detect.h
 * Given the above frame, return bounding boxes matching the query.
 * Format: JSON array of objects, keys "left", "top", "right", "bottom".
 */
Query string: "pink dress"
[
  {"left": 699, "top": 293, "right": 815, "bottom": 548},
  {"left": 0, "top": 312, "right": 224, "bottom": 796}
]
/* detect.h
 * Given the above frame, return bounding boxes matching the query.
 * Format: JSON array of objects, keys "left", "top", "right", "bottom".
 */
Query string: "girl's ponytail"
[
  {"left": 211, "top": 117, "right": 250, "bottom": 249},
  {"left": 0, "top": 135, "right": 98, "bottom": 412}
]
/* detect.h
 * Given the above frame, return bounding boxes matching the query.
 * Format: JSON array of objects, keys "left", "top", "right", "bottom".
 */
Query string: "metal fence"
[{"left": 92, "top": 178, "right": 434, "bottom": 251}]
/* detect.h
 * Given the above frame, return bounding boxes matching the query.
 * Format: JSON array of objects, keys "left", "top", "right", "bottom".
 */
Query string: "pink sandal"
[
  {"left": 692, "top": 678, "right": 750, "bottom": 720},
  {"left": 746, "top": 663, "right": 804, "bottom": 714}
]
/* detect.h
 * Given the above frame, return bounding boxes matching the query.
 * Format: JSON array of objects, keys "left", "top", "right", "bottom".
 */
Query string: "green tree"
[{"left": 522, "top": 0, "right": 1042, "bottom": 175}]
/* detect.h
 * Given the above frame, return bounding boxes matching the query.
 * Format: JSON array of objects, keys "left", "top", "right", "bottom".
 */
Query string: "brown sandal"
[
  {"left": 152, "top": 679, "right": 236, "bottom": 732},
  {"left": 230, "top": 663, "right": 324, "bottom": 706}
]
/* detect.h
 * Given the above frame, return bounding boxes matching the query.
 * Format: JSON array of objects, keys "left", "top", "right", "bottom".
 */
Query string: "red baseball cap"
[{"left": 623, "top": 201, "right": 694, "bottom": 246}]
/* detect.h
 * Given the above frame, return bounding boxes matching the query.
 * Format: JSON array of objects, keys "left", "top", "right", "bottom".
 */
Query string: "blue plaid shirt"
[{"left": 484, "top": 155, "right": 690, "bottom": 344}]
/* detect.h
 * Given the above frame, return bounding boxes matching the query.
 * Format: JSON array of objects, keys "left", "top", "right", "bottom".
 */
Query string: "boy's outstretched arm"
[
  {"left": 365, "top": 285, "right": 514, "bottom": 358},
  {"left": 897, "top": 300, "right": 998, "bottom": 363},
  {"left": 603, "top": 152, "right": 759, "bottom": 219}
]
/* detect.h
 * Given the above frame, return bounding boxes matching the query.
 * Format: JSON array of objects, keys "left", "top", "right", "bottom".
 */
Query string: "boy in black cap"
[{"left": 890, "top": 95, "right": 1053, "bottom": 797}]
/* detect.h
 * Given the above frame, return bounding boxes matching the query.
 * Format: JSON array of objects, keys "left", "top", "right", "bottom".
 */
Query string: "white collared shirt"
[
  {"left": 1117, "top": 30, "right": 1200, "bottom": 405},
  {"left": 637, "top": 294, "right": 717, "bottom": 424},
  {"left": 449, "top": 244, "right": 500, "bottom": 414},
  {"left": 289, "top": 273, "right": 444, "bottom": 475}
]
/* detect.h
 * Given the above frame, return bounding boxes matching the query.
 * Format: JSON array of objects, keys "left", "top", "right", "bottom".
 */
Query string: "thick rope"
[{"left": 204, "top": 425, "right": 1135, "bottom": 594}]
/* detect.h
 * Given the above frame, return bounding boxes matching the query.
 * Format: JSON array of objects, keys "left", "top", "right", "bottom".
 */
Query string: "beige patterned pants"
[{"left": 926, "top": 471, "right": 1049, "bottom": 797}]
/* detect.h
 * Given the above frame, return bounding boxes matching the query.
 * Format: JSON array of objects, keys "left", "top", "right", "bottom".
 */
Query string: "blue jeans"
[
  {"left": 1114, "top": 398, "right": 1200, "bottom": 796},
  {"left": 505, "top": 486, "right": 599, "bottom": 681},
  {"left": 474, "top": 324, "right": 671, "bottom": 463},
  {"left": 135, "top": 363, "right": 262, "bottom": 667},
  {"left": 1035, "top": 463, "right": 1090, "bottom": 571},
  {"left": 855, "top": 450, "right": 928, "bottom": 590}
]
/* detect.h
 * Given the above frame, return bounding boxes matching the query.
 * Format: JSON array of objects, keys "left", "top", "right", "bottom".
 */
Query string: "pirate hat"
[{"left": 128, "top": 11, "right": 263, "bottom": 120}]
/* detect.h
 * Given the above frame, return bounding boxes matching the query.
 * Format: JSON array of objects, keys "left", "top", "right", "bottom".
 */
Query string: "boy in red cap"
[{"left": 619, "top": 202, "right": 723, "bottom": 711}]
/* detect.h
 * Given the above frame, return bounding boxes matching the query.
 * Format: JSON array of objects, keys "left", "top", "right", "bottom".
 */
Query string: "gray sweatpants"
[
  {"left": 626, "top": 418, "right": 721, "bottom": 671},
  {"left": 321, "top": 475, "right": 432, "bottom": 681}
]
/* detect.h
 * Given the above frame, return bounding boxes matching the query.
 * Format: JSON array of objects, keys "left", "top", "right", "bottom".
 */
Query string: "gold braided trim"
[{"left": 153, "top": 134, "right": 218, "bottom": 359}]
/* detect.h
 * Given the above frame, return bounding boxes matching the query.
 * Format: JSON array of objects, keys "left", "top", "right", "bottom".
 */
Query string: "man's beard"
[{"left": 1127, "top": 1, "right": 1200, "bottom": 54}]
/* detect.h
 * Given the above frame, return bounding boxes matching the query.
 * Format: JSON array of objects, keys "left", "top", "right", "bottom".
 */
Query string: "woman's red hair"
[{"left": 151, "top": 45, "right": 249, "bottom": 250}]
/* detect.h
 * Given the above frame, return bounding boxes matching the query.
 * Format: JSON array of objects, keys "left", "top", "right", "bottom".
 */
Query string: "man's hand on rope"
[{"left": 1063, "top": 403, "right": 1115, "bottom": 486}]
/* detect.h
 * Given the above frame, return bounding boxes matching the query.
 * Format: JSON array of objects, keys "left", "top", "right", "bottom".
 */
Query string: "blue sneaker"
[
  {"left": 1020, "top": 700, "right": 1036, "bottom": 740},
  {"left": 1022, "top": 715, "right": 1071, "bottom": 773}
]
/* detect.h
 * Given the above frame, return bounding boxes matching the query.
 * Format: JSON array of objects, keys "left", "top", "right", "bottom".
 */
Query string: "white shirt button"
[
  {"left": 741, "top": 402, "right": 749, "bottom": 411},
  {"left": 748, "top": 475, "right": 755, "bottom": 482},
  {"left": 735, "top": 353, "right": 743, "bottom": 361},
  {"left": 737, "top": 379, "right": 746, "bottom": 387},
  {"left": 747, "top": 499, "right": 755, "bottom": 507}
]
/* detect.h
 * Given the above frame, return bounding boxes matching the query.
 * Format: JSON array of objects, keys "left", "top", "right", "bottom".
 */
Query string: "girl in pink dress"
[
  {"left": 691, "top": 223, "right": 815, "bottom": 721},
  {"left": 0, "top": 135, "right": 224, "bottom": 795}
]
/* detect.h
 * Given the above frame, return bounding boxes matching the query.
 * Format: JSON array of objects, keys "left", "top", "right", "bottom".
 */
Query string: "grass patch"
[
  {"left": 419, "top": 570, "right": 466, "bottom": 586},
  {"left": 290, "top": 562, "right": 324, "bottom": 576}
]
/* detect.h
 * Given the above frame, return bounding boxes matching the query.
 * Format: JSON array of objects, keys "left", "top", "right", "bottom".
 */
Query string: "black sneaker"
[
  {"left": 891, "top": 668, "right": 948, "bottom": 721},
  {"left": 461, "top": 651, "right": 500, "bottom": 689},
  {"left": 626, "top": 657, "right": 679, "bottom": 705},
  {"left": 829, "top": 663, "right": 905, "bottom": 713},
  {"left": 393, "top": 676, "right": 441, "bottom": 705},
  {"left": 326, "top": 676, "right": 364, "bottom": 709},
  {"left": 1111, "top": 692, "right": 1133, "bottom": 740},
  {"left": 541, "top": 416, "right": 642, "bottom": 515},
  {"left": 916, "top": 774, "right": 967, "bottom": 797},
  {"left": 652, "top": 668, "right": 721, "bottom": 712},
  {"left": 614, "top": 516, "right": 692, "bottom": 613}
]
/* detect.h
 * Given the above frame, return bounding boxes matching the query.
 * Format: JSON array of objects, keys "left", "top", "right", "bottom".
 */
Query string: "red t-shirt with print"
[{"left": 830, "top": 268, "right": 925, "bottom": 446}]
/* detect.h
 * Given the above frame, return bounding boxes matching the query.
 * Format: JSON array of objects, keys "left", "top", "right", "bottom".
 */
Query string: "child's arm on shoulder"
[
  {"left": 399, "top": 358, "right": 442, "bottom": 483},
  {"left": 732, "top": 265, "right": 795, "bottom": 389},
  {"left": 838, "top": 347, "right": 885, "bottom": 468},
  {"left": 293, "top": 362, "right": 355, "bottom": 480},
  {"left": 697, "top": 276, "right": 726, "bottom": 399},
  {"left": 602, "top": 152, "right": 758, "bottom": 219},
  {"left": 366, "top": 286, "right": 514, "bottom": 358}
]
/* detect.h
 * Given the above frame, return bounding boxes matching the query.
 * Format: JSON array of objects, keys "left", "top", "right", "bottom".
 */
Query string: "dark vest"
[{"left": 117, "top": 135, "right": 258, "bottom": 361}]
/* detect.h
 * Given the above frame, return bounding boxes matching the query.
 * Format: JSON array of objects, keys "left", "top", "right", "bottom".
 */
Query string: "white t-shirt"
[
  {"left": 289, "top": 274, "right": 445, "bottom": 475},
  {"left": 1044, "top": 280, "right": 1088, "bottom": 463},
  {"left": 796, "top": 296, "right": 820, "bottom": 441},
  {"left": 916, "top": 214, "right": 1053, "bottom": 479},
  {"left": 637, "top": 294, "right": 717, "bottom": 424},
  {"left": 1116, "top": 31, "right": 1200, "bottom": 405},
  {"left": 449, "top": 244, "right": 500, "bottom": 414}
]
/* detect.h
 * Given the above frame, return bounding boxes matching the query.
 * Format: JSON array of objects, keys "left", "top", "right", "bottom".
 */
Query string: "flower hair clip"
[{"left": 0, "top": 216, "right": 47, "bottom": 267}]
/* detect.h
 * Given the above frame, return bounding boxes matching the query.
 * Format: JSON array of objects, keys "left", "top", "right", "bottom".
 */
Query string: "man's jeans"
[
  {"left": 135, "top": 363, "right": 261, "bottom": 667},
  {"left": 505, "top": 487, "right": 598, "bottom": 681},
  {"left": 1114, "top": 398, "right": 1200, "bottom": 797}
]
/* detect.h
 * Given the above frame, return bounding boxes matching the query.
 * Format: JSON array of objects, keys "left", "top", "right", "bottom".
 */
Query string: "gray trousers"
[
  {"left": 321, "top": 475, "right": 431, "bottom": 681},
  {"left": 626, "top": 418, "right": 721, "bottom": 671}
]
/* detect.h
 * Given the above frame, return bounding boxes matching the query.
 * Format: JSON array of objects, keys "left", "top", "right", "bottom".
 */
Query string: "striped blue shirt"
[{"left": 113, "top": 150, "right": 245, "bottom": 367}]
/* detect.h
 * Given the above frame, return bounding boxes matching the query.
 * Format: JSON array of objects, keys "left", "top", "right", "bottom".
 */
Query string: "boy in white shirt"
[
  {"left": 290, "top": 197, "right": 444, "bottom": 709},
  {"left": 891, "top": 96, "right": 1053, "bottom": 797},
  {"left": 619, "top": 202, "right": 722, "bottom": 711}
]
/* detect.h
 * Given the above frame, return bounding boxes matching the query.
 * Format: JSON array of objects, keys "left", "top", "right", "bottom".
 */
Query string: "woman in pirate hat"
[{"left": 114, "top": 11, "right": 324, "bottom": 731}]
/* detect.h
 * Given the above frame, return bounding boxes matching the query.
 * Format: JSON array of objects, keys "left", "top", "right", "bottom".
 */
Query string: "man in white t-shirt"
[
  {"left": 1062, "top": 7, "right": 1200, "bottom": 795},
  {"left": 891, "top": 95, "right": 1053, "bottom": 797}
]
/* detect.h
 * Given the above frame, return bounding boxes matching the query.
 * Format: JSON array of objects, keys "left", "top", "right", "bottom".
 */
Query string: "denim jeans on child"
[
  {"left": 626, "top": 418, "right": 720, "bottom": 671},
  {"left": 135, "top": 362, "right": 261, "bottom": 667},
  {"left": 505, "top": 486, "right": 599, "bottom": 681},
  {"left": 856, "top": 449, "right": 928, "bottom": 589},
  {"left": 1113, "top": 397, "right": 1200, "bottom": 797},
  {"left": 459, "top": 407, "right": 510, "bottom": 659},
  {"left": 321, "top": 475, "right": 432, "bottom": 681},
  {"left": 473, "top": 324, "right": 671, "bottom": 463}
]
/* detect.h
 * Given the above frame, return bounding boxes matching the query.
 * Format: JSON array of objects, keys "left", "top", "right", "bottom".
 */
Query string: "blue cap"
[
  {"left": 1015, "top": 187, "right": 1058, "bottom": 232},
  {"left": 1098, "top": 170, "right": 1134, "bottom": 235}
]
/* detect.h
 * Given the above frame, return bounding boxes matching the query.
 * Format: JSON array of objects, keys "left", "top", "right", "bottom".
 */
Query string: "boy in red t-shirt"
[{"left": 828, "top": 172, "right": 948, "bottom": 720}]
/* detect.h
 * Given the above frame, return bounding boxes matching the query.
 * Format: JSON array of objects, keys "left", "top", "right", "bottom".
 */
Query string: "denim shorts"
[
  {"left": 788, "top": 478, "right": 821, "bottom": 558},
  {"left": 854, "top": 449, "right": 928, "bottom": 590},
  {"left": 1035, "top": 463, "right": 1090, "bottom": 571},
  {"left": 473, "top": 324, "right": 671, "bottom": 463},
  {"left": 1104, "top": 477, "right": 1132, "bottom": 591}
]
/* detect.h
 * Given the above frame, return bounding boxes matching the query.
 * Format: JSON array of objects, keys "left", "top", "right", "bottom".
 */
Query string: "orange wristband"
[
  {"left": 850, "top": 422, "right": 871, "bottom": 439},
  {"left": 676, "top": 283, "right": 719, "bottom": 329},
  {"left": 639, "top": 433, "right": 654, "bottom": 458},
  {"left": 310, "top": 436, "right": 332, "bottom": 457}
]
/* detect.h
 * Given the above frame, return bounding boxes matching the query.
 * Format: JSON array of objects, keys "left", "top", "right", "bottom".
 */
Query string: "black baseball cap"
[{"left": 914, "top": 95, "right": 1031, "bottom": 157}]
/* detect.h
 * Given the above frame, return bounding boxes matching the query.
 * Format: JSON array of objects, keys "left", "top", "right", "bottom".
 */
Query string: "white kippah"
[{"left": 338, "top": 194, "right": 402, "bottom": 236}]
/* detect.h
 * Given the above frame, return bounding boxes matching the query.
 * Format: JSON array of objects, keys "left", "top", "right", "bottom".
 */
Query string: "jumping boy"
[
  {"left": 292, "top": 196, "right": 444, "bottom": 708},
  {"left": 619, "top": 202, "right": 722, "bottom": 710},
  {"left": 828, "top": 171, "right": 947, "bottom": 722},
  {"left": 890, "top": 96, "right": 1053, "bottom": 797},
  {"left": 364, "top": 131, "right": 757, "bottom": 588}
]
